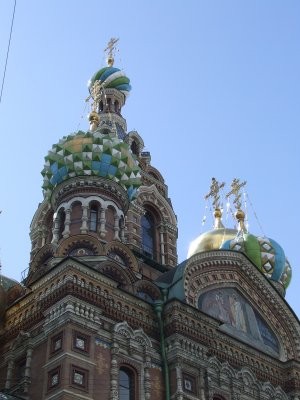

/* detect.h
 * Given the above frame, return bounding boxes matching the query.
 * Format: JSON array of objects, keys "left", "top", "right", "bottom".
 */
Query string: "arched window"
[
  {"left": 119, "top": 368, "right": 135, "bottom": 400},
  {"left": 58, "top": 210, "right": 66, "bottom": 240},
  {"left": 213, "top": 396, "right": 226, "bottom": 400},
  {"left": 137, "top": 291, "right": 154, "bottom": 304},
  {"left": 89, "top": 204, "right": 98, "bottom": 232},
  {"left": 70, "top": 202, "right": 82, "bottom": 235},
  {"left": 141, "top": 212, "right": 155, "bottom": 258},
  {"left": 131, "top": 140, "right": 139, "bottom": 156}
]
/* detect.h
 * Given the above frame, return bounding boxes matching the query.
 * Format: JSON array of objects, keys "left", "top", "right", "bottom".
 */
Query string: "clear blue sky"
[{"left": 0, "top": 1, "right": 299, "bottom": 318}]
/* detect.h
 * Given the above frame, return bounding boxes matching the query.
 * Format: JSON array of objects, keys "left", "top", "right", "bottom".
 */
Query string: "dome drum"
[
  {"left": 50, "top": 176, "right": 130, "bottom": 213},
  {"left": 95, "top": 88, "right": 126, "bottom": 114}
]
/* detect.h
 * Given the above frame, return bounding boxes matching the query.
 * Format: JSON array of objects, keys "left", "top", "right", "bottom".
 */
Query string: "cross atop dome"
[
  {"left": 226, "top": 178, "right": 246, "bottom": 211},
  {"left": 205, "top": 177, "right": 225, "bottom": 229},
  {"left": 104, "top": 37, "right": 119, "bottom": 67},
  {"left": 205, "top": 177, "right": 225, "bottom": 210},
  {"left": 226, "top": 178, "right": 247, "bottom": 232}
]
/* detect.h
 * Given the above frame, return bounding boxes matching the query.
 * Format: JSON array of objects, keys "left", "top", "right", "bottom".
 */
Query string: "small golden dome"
[{"left": 187, "top": 227, "right": 237, "bottom": 258}]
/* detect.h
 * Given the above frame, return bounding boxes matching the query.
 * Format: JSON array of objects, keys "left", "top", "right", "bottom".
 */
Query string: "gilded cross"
[
  {"left": 204, "top": 178, "right": 225, "bottom": 209},
  {"left": 226, "top": 178, "right": 247, "bottom": 210},
  {"left": 104, "top": 38, "right": 119, "bottom": 60}
]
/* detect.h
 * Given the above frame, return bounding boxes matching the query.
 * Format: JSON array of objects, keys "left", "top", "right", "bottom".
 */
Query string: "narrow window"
[
  {"left": 141, "top": 212, "right": 155, "bottom": 258},
  {"left": 89, "top": 206, "right": 98, "bottom": 232},
  {"left": 70, "top": 203, "right": 82, "bottom": 235},
  {"left": 119, "top": 368, "right": 134, "bottom": 400},
  {"left": 57, "top": 210, "right": 66, "bottom": 240},
  {"left": 131, "top": 141, "right": 139, "bottom": 156}
]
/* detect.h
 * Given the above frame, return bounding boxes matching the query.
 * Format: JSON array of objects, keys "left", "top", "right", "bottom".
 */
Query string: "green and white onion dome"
[
  {"left": 88, "top": 66, "right": 131, "bottom": 98},
  {"left": 42, "top": 130, "right": 141, "bottom": 201},
  {"left": 221, "top": 233, "right": 292, "bottom": 289}
]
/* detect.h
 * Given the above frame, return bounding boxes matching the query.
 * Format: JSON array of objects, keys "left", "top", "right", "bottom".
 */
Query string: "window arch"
[
  {"left": 137, "top": 291, "right": 154, "bottom": 303},
  {"left": 119, "top": 367, "right": 135, "bottom": 400},
  {"left": 213, "top": 395, "right": 227, "bottom": 400},
  {"left": 131, "top": 140, "right": 139, "bottom": 156},
  {"left": 141, "top": 212, "right": 155, "bottom": 259}
]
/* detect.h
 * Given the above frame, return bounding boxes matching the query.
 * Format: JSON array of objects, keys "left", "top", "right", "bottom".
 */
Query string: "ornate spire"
[
  {"left": 226, "top": 178, "right": 247, "bottom": 232},
  {"left": 104, "top": 37, "right": 119, "bottom": 67},
  {"left": 205, "top": 178, "right": 225, "bottom": 229}
]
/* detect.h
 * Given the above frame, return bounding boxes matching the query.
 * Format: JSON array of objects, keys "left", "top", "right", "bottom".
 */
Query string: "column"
[
  {"left": 110, "top": 343, "right": 119, "bottom": 400},
  {"left": 144, "top": 356, "right": 151, "bottom": 400},
  {"left": 159, "top": 227, "right": 165, "bottom": 265},
  {"left": 175, "top": 363, "right": 183, "bottom": 400},
  {"left": 100, "top": 207, "right": 107, "bottom": 238},
  {"left": 114, "top": 215, "right": 120, "bottom": 241},
  {"left": 51, "top": 214, "right": 60, "bottom": 244},
  {"left": 5, "top": 359, "right": 14, "bottom": 389},
  {"left": 80, "top": 205, "right": 89, "bottom": 234},
  {"left": 24, "top": 347, "right": 33, "bottom": 392},
  {"left": 120, "top": 218, "right": 125, "bottom": 242},
  {"left": 62, "top": 208, "right": 71, "bottom": 238},
  {"left": 199, "top": 368, "right": 206, "bottom": 400}
]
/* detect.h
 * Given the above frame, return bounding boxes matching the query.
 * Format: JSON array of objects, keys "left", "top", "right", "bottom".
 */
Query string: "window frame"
[
  {"left": 72, "top": 330, "right": 90, "bottom": 355},
  {"left": 47, "top": 366, "right": 61, "bottom": 391},
  {"left": 141, "top": 212, "right": 156, "bottom": 259},
  {"left": 50, "top": 331, "right": 64, "bottom": 356},
  {"left": 70, "top": 365, "right": 89, "bottom": 391},
  {"left": 119, "top": 366, "right": 137, "bottom": 400}
]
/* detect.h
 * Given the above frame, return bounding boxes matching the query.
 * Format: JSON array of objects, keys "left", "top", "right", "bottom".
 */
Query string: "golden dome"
[{"left": 187, "top": 227, "right": 237, "bottom": 258}]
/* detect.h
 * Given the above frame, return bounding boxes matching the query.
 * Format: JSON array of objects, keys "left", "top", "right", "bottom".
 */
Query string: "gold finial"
[
  {"left": 205, "top": 178, "right": 225, "bottom": 229},
  {"left": 104, "top": 37, "right": 119, "bottom": 67},
  {"left": 88, "top": 110, "right": 100, "bottom": 131},
  {"left": 226, "top": 178, "right": 247, "bottom": 231}
]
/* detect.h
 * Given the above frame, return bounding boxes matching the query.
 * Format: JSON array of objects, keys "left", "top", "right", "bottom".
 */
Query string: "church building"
[{"left": 0, "top": 40, "right": 299, "bottom": 400}]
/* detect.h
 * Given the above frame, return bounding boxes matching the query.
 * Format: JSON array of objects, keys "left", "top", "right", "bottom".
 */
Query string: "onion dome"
[
  {"left": 41, "top": 130, "right": 141, "bottom": 201},
  {"left": 187, "top": 209, "right": 237, "bottom": 258},
  {"left": 220, "top": 212, "right": 292, "bottom": 290},
  {"left": 88, "top": 66, "right": 131, "bottom": 99},
  {"left": 0, "top": 274, "right": 23, "bottom": 323}
]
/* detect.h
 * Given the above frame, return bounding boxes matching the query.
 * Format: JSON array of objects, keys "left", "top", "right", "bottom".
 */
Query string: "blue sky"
[{"left": 0, "top": 1, "right": 299, "bottom": 318}]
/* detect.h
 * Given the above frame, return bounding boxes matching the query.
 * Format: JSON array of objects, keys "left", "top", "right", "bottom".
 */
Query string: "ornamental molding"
[
  {"left": 51, "top": 176, "right": 129, "bottom": 212},
  {"left": 164, "top": 303, "right": 291, "bottom": 379},
  {"left": 207, "top": 356, "right": 289, "bottom": 400},
  {"left": 114, "top": 321, "right": 152, "bottom": 348},
  {"left": 104, "top": 240, "right": 139, "bottom": 272},
  {"left": 183, "top": 250, "right": 300, "bottom": 360},
  {"left": 29, "top": 243, "right": 55, "bottom": 272},
  {"left": 56, "top": 195, "right": 124, "bottom": 218},
  {"left": 137, "top": 185, "right": 177, "bottom": 226},
  {"left": 134, "top": 279, "right": 162, "bottom": 300},
  {"left": 28, "top": 259, "right": 119, "bottom": 293},
  {"left": 96, "top": 260, "right": 136, "bottom": 288},
  {"left": 125, "top": 130, "right": 145, "bottom": 150},
  {"left": 56, "top": 234, "right": 104, "bottom": 257},
  {"left": 30, "top": 199, "right": 51, "bottom": 231}
]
